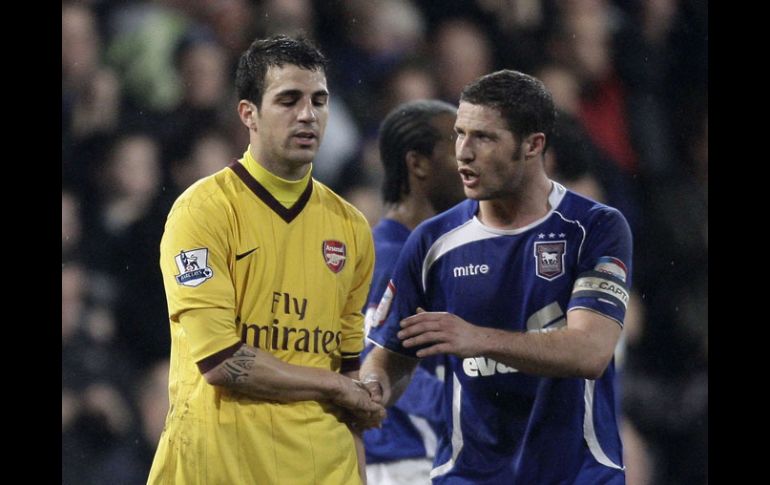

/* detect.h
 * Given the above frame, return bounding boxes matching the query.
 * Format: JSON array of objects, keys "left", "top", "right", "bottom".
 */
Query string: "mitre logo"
[{"left": 322, "top": 240, "right": 347, "bottom": 273}]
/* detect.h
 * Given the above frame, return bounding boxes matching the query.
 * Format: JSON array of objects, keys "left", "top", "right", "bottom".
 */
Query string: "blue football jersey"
[
  {"left": 362, "top": 218, "right": 445, "bottom": 464},
  {"left": 368, "top": 183, "right": 632, "bottom": 484}
]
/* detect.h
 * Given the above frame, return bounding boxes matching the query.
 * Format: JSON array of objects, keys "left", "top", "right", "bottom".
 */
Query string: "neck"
[
  {"left": 384, "top": 195, "right": 437, "bottom": 231},
  {"left": 248, "top": 145, "right": 310, "bottom": 181},
  {"left": 478, "top": 174, "right": 553, "bottom": 230}
]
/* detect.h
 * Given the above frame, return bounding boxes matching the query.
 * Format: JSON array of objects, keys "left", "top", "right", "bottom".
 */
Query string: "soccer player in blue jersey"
[
  {"left": 361, "top": 70, "right": 632, "bottom": 484},
  {"left": 363, "top": 99, "right": 464, "bottom": 484}
]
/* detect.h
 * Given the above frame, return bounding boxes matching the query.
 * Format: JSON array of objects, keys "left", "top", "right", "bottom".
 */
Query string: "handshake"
[{"left": 332, "top": 374, "right": 386, "bottom": 430}]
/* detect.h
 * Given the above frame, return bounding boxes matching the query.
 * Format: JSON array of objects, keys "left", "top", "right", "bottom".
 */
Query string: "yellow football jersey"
[{"left": 147, "top": 156, "right": 374, "bottom": 484}]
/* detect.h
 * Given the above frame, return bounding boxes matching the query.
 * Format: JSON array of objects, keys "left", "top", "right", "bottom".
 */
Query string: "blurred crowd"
[{"left": 62, "top": 1, "right": 707, "bottom": 484}]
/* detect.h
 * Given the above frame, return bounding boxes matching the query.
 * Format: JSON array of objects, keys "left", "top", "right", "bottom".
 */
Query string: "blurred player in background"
[{"left": 363, "top": 99, "right": 464, "bottom": 484}]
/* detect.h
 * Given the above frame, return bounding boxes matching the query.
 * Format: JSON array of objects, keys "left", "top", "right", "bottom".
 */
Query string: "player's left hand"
[
  {"left": 398, "top": 308, "right": 481, "bottom": 358},
  {"left": 359, "top": 375, "right": 384, "bottom": 404}
]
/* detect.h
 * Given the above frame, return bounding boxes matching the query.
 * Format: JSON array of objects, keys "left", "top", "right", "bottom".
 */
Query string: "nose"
[
  {"left": 297, "top": 99, "right": 317, "bottom": 123},
  {"left": 456, "top": 136, "right": 474, "bottom": 164}
]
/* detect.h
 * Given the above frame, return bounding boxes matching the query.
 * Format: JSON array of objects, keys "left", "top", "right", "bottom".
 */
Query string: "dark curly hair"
[
  {"left": 235, "top": 35, "right": 328, "bottom": 108},
  {"left": 379, "top": 99, "right": 457, "bottom": 204},
  {"left": 460, "top": 69, "right": 555, "bottom": 152}
]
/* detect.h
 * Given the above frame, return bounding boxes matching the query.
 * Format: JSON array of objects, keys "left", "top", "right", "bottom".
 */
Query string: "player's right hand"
[{"left": 333, "top": 376, "right": 386, "bottom": 429}]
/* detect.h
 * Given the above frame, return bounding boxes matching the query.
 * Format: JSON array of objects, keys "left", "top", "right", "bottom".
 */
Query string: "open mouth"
[{"left": 458, "top": 168, "right": 479, "bottom": 187}]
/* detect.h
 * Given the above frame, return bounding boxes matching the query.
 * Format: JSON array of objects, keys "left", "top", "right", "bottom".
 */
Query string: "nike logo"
[{"left": 235, "top": 247, "right": 259, "bottom": 261}]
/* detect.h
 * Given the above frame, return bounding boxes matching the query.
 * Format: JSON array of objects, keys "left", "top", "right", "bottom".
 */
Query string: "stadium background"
[{"left": 62, "top": 1, "right": 708, "bottom": 483}]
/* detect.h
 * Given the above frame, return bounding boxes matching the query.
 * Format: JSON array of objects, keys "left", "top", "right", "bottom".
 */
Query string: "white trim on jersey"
[
  {"left": 420, "top": 182, "right": 569, "bottom": 292},
  {"left": 429, "top": 373, "right": 464, "bottom": 479},
  {"left": 366, "top": 337, "right": 386, "bottom": 349},
  {"left": 367, "top": 457, "right": 434, "bottom": 485},
  {"left": 526, "top": 301, "right": 565, "bottom": 331},
  {"left": 548, "top": 181, "right": 568, "bottom": 211},
  {"left": 408, "top": 415, "right": 438, "bottom": 459},
  {"left": 583, "top": 380, "right": 625, "bottom": 470},
  {"left": 552, "top": 209, "right": 587, "bottom": 262},
  {"left": 421, "top": 219, "right": 499, "bottom": 292},
  {"left": 365, "top": 337, "right": 423, "bottom": 362}
]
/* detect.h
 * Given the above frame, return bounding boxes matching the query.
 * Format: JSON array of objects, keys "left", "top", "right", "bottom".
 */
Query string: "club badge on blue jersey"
[
  {"left": 534, "top": 240, "right": 566, "bottom": 281},
  {"left": 174, "top": 248, "right": 214, "bottom": 287}
]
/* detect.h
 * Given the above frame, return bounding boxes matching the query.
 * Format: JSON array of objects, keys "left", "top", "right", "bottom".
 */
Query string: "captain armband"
[{"left": 571, "top": 270, "right": 629, "bottom": 311}]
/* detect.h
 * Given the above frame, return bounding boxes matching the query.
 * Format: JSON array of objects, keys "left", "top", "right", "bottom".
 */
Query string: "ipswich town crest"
[
  {"left": 322, "top": 240, "right": 347, "bottom": 273},
  {"left": 534, "top": 241, "right": 566, "bottom": 281},
  {"left": 174, "top": 248, "right": 213, "bottom": 287}
]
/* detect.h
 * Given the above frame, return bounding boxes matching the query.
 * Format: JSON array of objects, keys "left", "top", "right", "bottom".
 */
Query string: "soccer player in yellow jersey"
[{"left": 147, "top": 35, "right": 385, "bottom": 485}]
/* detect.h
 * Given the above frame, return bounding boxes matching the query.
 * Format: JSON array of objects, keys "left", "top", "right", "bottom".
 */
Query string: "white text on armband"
[{"left": 572, "top": 276, "right": 629, "bottom": 308}]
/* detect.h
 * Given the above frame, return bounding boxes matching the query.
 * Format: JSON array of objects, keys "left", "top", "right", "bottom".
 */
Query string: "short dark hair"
[
  {"left": 379, "top": 99, "right": 457, "bottom": 204},
  {"left": 235, "top": 35, "right": 328, "bottom": 107},
  {"left": 460, "top": 69, "right": 555, "bottom": 151}
]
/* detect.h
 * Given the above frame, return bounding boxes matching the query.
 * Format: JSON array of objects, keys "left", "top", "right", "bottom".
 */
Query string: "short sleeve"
[
  {"left": 367, "top": 231, "right": 428, "bottom": 358},
  {"left": 160, "top": 201, "right": 241, "bottom": 364},
  {"left": 568, "top": 207, "right": 633, "bottom": 327},
  {"left": 338, "top": 214, "right": 375, "bottom": 372}
]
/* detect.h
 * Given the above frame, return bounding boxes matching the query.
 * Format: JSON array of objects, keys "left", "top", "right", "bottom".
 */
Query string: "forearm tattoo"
[{"left": 220, "top": 346, "right": 257, "bottom": 384}]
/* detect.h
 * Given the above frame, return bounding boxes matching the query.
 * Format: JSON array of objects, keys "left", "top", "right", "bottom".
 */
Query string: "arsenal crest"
[
  {"left": 322, "top": 240, "right": 347, "bottom": 273},
  {"left": 534, "top": 241, "right": 566, "bottom": 281}
]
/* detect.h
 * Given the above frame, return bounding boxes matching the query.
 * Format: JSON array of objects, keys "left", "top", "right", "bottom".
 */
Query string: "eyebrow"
[
  {"left": 455, "top": 125, "right": 497, "bottom": 137},
  {"left": 274, "top": 89, "right": 329, "bottom": 98}
]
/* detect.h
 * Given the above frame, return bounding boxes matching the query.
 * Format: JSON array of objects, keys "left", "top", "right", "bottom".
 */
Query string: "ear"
[
  {"left": 524, "top": 133, "right": 546, "bottom": 159},
  {"left": 406, "top": 150, "right": 430, "bottom": 179},
  {"left": 238, "top": 100, "right": 259, "bottom": 131}
]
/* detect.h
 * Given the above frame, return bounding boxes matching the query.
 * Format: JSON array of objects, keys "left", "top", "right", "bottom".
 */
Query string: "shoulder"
[
  {"left": 555, "top": 189, "right": 630, "bottom": 235},
  {"left": 389, "top": 200, "right": 478, "bottom": 265},
  {"left": 312, "top": 179, "right": 371, "bottom": 229},
  {"left": 171, "top": 168, "right": 239, "bottom": 213},
  {"left": 166, "top": 168, "right": 239, "bottom": 228},
  {"left": 371, "top": 219, "right": 409, "bottom": 244},
  {"left": 412, "top": 199, "right": 477, "bottom": 243}
]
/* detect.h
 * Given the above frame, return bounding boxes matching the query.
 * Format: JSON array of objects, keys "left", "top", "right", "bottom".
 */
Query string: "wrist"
[
  {"left": 326, "top": 372, "right": 347, "bottom": 403},
  {"left": 475, "top": 326, "right": 500, "bottom": 356},
  {"left": 362, "top": 375, "right": 383, "bottom": 392},
  {"left": 361, "top": 373, "right": 386, "bottom": 404}
]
